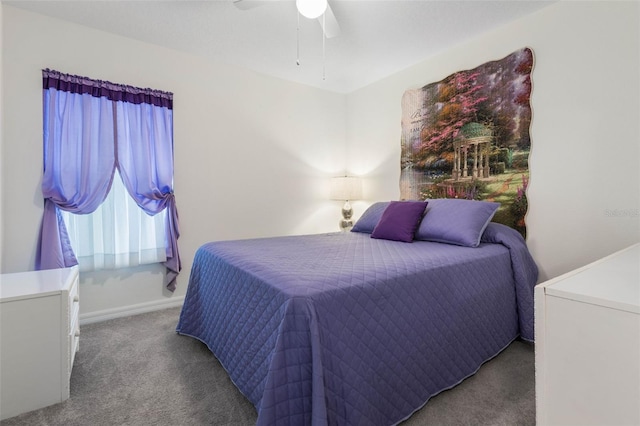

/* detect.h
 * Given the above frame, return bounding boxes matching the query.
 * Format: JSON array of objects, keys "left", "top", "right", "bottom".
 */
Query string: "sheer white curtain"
[{"left": 61, "top": 171, "right": 167, "bottom": 272}]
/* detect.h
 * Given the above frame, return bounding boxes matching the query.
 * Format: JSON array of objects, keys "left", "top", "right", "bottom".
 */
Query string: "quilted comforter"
[{"left": 176, "top": 223, "right": 538, "bottom": 425}]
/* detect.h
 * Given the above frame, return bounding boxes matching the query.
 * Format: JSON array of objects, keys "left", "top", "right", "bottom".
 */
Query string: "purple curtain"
[
  {"left": 37, "top": 84, "right": 117, "bottom": 269},
  {"left": 36, "top": 69, "right": 180, "bottom": 291},
  {"left": 116, "top": 101, "right": 181, "bottom": 290}
]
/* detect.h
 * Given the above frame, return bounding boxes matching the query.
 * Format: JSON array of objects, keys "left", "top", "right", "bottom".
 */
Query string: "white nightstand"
[
  {"left": 535, "top": 244, "right": 640, "bottom": 426},
  {"left": 0, "top": 266, "right": 80, "bottom": 420}
]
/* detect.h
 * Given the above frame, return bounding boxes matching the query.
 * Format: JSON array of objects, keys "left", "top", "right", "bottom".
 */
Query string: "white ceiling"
[{"left": 3, "top": 0, "right": 555, "bottom": 93}]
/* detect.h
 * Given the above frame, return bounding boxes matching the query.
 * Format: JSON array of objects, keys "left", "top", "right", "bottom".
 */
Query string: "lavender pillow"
[
  {"left": 371, "top": 201, "right": 428, "bottom": 243},
  {"left": 351, "top": 202, "right": 390, "bottom": 234},
  {"left": 415, "top": 198, "right": 499, "bottom": 247}
]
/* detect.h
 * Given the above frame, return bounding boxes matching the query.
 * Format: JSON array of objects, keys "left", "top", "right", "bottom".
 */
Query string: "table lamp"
[{"left": 330, "top": 176, "right": 362, "bottom": 231}]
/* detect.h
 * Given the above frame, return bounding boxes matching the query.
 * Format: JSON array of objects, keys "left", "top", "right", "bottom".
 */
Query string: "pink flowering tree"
[{"left": 416, "top": 70, "right": 488, "bottom": 165}]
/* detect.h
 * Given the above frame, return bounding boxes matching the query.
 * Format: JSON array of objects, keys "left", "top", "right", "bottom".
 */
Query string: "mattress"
[{"left": 176, "top": 223, "right": 538, "bottom": 425}]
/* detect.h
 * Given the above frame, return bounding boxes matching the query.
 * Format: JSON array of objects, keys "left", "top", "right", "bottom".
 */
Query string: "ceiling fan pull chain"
[
  {"left": 322, "top": 12, "right": 326, "bottom": 80},
  {"left": 296, "top": 11, "right": 301, "bottom": 66}
]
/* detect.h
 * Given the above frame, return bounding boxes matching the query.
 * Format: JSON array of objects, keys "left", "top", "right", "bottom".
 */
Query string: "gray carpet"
[{"left": 1, "top": 307, "right": 535, "bottom": 426}]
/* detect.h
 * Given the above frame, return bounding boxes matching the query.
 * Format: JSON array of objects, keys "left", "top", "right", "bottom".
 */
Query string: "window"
[
  {"left": 37, "top": 69, "right": 181, "bottom": 290},
  {"left": 60, "top": 171, "right": 167, "bottom": 272}
]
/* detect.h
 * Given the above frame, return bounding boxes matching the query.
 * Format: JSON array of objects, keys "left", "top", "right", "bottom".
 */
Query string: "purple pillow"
[
  {"left": 415, "top": 198, "right": 499, "bottom": 247},
  {"left": 371, "top": 201, "right": 428, "bottom": 243},
  {"left": 351, "top": 202, "right": 390, "bottom": 234}
]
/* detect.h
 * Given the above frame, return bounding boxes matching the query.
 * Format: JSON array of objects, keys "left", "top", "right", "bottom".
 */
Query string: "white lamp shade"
[
  {"left": 296, "top": 0, "right": 328, "bottom": 19},
  {"left": 330, "top": 176, "right": 363, "bottom": 201}
]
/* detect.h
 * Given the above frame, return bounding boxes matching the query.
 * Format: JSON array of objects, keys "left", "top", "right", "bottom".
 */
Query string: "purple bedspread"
[{"left": 176, "top": 223, "right": 538, "bottom": 425}]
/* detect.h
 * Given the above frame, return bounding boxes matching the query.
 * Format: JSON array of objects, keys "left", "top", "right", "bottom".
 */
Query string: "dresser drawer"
[
  {"left": 68, "top": 314, "right": 80, "bottom": 374},
  {"left": 67, "top": 269, "right": 80, "bottom": 375},
  {"left": 68, "top": 272, "right": 80, "bottom": 311}
]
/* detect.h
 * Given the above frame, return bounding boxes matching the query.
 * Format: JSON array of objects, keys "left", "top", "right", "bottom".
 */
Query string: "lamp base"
[
  {"left": 339, "top": 200, "right": 354, "bottom": 232},
  {"left": 338, "top": 218, "right": 354, "bottom": 232}
]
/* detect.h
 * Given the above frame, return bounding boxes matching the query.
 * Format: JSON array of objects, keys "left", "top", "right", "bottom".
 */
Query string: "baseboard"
[{"left": 79, "top": 296, "right": 185, "bottom": 325}]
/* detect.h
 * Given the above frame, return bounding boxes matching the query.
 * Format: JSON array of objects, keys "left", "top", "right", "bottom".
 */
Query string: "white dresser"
[
  {"left": 535, "top": 244, "right": 640, "bottom": 426},
  {"left": 0, "top": 266, "right": 80, "bottom": 421}
]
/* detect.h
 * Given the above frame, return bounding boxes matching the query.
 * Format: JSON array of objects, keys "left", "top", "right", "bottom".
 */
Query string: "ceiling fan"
[{"left": 233, "top": 0, "right": 341, "bottom": 38}]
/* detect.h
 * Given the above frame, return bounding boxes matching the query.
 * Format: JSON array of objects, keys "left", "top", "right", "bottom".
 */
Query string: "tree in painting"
[
  {"left": 400, "top": 48, "right": 533, "bottom": 237},
  {"left": 417, "top": 71, "right": 487, "bottom": 159}
]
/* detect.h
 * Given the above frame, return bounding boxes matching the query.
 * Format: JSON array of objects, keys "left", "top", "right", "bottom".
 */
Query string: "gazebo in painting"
[{"left": 452, "top": 122, "right": 492, "bottom": 180}]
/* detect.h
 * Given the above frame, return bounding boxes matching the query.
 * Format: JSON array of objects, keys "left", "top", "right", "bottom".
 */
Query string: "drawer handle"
[
  {"left": 73, "top": 295, "right": 79, "bottom": 302},
  {"left": 75, "top": 330, "right": 80, "bottom": 337}
]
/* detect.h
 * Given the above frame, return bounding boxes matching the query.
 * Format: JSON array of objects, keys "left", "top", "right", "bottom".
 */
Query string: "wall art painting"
[{"left": 400, "top": 47, "right": 533, "bottom": 237}]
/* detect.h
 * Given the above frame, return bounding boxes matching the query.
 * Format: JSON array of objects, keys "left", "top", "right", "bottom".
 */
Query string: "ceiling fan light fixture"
[{"left": 296, "top": 0, "right": 327, "bottom": 19}]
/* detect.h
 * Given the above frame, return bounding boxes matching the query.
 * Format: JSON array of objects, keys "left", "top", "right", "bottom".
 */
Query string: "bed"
[{"left": 176, "top": 199, "right": 538, "bottom": 425}]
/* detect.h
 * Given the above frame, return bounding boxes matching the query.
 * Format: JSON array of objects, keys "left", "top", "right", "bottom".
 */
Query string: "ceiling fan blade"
[
  {"left": 318, "top": 2, "right": 341, "bottom": 39},
  {"left": 233, "top": 0, "right": 265, "bottom": 11}
]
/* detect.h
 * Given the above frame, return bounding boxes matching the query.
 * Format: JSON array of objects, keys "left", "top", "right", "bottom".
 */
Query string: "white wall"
[
  {"left": 1, "top": 6, "right": 346, "bottom": 320},
  {"left": 347, "top": 1, "right": 640, "bottom": 281}
]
